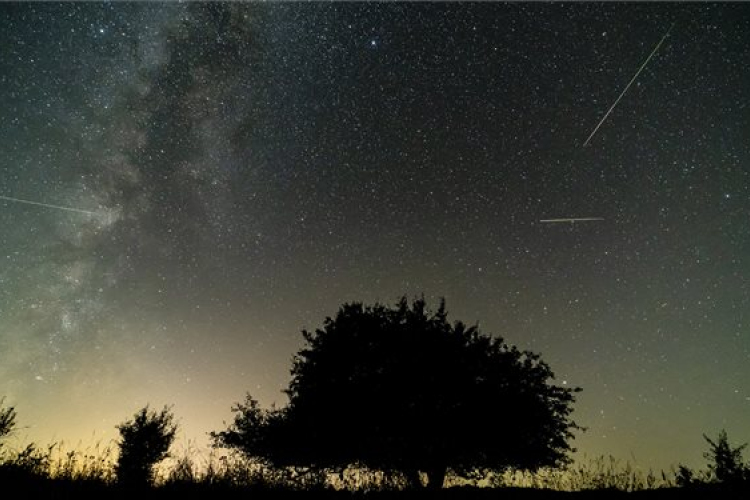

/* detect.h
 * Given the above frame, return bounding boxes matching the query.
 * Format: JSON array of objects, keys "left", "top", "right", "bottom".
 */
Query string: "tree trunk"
[
  {"left": 405, "top": 469, "right": 423, "bottom": 489},
  {"left": 425, "top": 464, "right": 447, "bottom": 490}
]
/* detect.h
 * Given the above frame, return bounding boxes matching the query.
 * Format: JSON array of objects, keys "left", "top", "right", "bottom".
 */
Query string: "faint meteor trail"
[
  {"left": 583, "top": 23, "right": 675, "bottom": 147},
  {"left": 539, "top": 217, "right": 604, "bottom": 223},
  {"left": 0, "top": 194, "right": 102, "bottom": 216}
]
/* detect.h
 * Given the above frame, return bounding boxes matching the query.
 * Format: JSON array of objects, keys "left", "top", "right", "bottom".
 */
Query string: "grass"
[
  {"left": 0, "top": 441, "right": 745, "bottom": 499},
  {"left": 485, "top": 455, "right": 675, "bottom": 491}
]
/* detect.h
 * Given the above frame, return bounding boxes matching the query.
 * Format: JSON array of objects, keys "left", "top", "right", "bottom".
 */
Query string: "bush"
[
  {"left": 115, "top": 405, "right": 178, "bottom": 488},
  {"left": 703, "top": 430, "right": 749, "bottom": 486},
  {"left": 0, "top": 398, "right": 17, "bottom": 444}
]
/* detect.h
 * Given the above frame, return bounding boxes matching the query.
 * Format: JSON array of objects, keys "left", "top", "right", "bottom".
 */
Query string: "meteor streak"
[
  {"left": 583, "top": 23, "right": 675, "bottom": 147},
  {"left": 0, "top": 194, "right": 102, "bottom": 216},
  {"left": 539, "top": 217, "right": 604, "bottom": 223}
]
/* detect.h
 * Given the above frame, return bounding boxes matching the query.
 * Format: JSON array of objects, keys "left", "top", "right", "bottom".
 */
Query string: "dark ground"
[{"left": 4, "top": 480, "right": 748, "bottom": 500}]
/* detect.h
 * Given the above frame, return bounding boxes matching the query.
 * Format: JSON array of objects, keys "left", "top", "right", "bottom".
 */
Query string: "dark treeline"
[{"left": 1, "top": 298, "right": 748, "bottom": 498}]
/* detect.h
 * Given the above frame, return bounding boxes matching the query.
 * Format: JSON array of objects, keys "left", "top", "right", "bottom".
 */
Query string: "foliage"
[
  {"left": 211, "top": 396, "right": 287, "bottom": 467},
  {"left": 213, "top": 297, "right": 581, "bottom": 488},
  {"left": 0, "top": 443, "right": 52, "bottom": 477},
  {"left": 674, "top": 464, "right": 697, "bottom": 488},
  {"left": 703, "top": 430, "right": 749, "bottom": 485},
  {"left": 0, "top": 398, "right": 17, "bottom": 445},
  {"left": 115, "top": 405, "right": 178, "bottom": 488},
  {"left": 673, "top": 430, "right": 750, "bottom": 491}
]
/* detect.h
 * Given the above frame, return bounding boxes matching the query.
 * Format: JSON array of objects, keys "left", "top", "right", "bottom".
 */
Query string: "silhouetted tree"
[
  {"left": 115, "top": 405, "right": 177, "bottom": 488},
  {"left": 704, "top": 430, "right": 748, "bottom": 485},
  {"left": 213, "top": 297, "right": 581, "bottom": 489},
  {"left": 0, "top": 398, "right": 16, "bottom": 445}
]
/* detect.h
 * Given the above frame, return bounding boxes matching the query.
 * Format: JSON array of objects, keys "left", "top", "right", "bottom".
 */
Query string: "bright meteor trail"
[
  {"left": 0, "top": 194, "right": 102, "bottom": 216},
  {"left": 583, "top": 23, "right": 675, "bottom": 147},
  {"left": 539, "top": 217, "right": 605, "bottom": 223}
]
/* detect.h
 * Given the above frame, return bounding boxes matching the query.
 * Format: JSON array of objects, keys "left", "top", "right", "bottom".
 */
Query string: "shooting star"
[
  {"left": 583, "top": 23, "right": 675, "bottom": 147},
  {"left": 539, "top": 217, "right": 604, "bottom": 224},
  {"left": 0, "top": 194, "right": 103, "bottom": 217}
]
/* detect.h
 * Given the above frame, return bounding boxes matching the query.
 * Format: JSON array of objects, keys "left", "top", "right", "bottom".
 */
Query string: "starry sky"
[{"left": 1, "top": 2, "right": 749, "bottom": 473}]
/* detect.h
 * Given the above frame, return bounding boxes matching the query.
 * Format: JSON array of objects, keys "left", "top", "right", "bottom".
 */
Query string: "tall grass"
[
  {"left": 162, "top": 448, "right": 268, "bottom": 488},
  {"left": 487, "top": 455, "right": 676, "bottom": 491},
  {"left": 0, "top": 442, "right": 709, "bottom": 494},
  {"left": 48, "top": 441, "right": 117, "bottom": 483},
  {"left": 162, "top": 452, "right": 682, "bottom": 492},
  {"left": 162, "top": 446, "right": 329, "bottom": 490},
  {"left": 0, "top": 440, "right": 116, "bottom": 484}
]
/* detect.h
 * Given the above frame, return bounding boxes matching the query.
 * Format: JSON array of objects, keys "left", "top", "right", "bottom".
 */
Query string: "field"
[{"left": 1, "top": 444, "right": 746, "bottom": 500}]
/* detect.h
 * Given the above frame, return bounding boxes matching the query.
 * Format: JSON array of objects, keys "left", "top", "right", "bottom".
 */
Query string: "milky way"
[{"left": 1, "top": 3, "right": 749, "bottom": 471}]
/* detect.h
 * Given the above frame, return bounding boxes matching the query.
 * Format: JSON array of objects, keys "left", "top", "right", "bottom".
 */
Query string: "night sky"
[{"left": 1, "top": 2, "right": 749, "bottom": 472}]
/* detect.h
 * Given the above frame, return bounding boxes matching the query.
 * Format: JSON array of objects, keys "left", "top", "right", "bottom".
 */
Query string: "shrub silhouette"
[
  {"left": 115, "top": 405, "right": 177, "bottom": 488},
  {"left": 213, "top": 297, "right": 581, "bottom": 489},
  {"left": 0, "top": 398, "right": 16, "bottom": 444},
  {"left": 703, "top": 430, "right": 748, "bottom": 486},
  {"left": 675, "top": 464, "right": 697, "bottom": 488}
]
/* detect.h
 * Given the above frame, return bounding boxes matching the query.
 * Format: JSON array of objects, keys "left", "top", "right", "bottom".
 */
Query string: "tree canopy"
[{"left": 213, "top": 297, "right": 580, "bottom": 488}]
